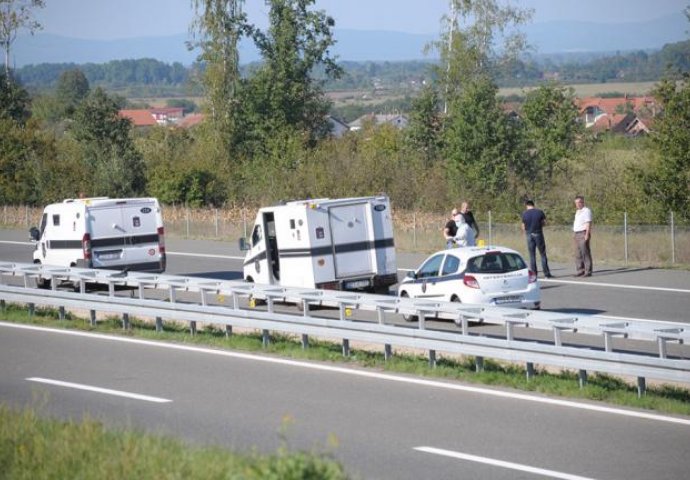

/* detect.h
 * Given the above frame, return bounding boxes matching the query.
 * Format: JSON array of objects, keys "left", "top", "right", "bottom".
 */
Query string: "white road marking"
[
  {"left": 414, "top": 447, "right": 597, "bottom": 480},
  {"left": 543, "top": 277, "right": 690, "bottom": 294},
  {"left": 0, "top": 241, "right": 33, "bottom": 246},
  {"left": 5, "top": 322, "right": 690, "bottom": 426},
  {"left": 167, "top": 251, "right": 244, "bottom": 260},
  {"left": 26, "top": 376, "right": 172, "bottom": 403}
]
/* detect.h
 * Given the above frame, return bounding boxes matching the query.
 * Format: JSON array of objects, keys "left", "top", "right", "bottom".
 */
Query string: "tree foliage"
[
  {"left": 518, "top": 83, "right": 581, "bottom": 197},
  {"left": 0, "top": 0, "right": 44, "bottom": 77},
  {"left": 639, "top": 75, "right": 690, "bottom": 219},
  {"left": 69, "top": 87, "right": 145, "bottom": 197}
]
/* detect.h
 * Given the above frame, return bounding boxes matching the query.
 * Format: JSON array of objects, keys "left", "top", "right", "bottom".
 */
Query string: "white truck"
[
  {"left": 240, "top": 196, "right": 398, "bottom": 293},
  {"left": 30, "top": 197, "right": 166, "bottom": 283}
]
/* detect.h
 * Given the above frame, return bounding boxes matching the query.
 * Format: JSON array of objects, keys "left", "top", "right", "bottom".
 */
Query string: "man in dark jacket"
[{"left": 521, "top": 199, "right": 553, "bottom": 278}]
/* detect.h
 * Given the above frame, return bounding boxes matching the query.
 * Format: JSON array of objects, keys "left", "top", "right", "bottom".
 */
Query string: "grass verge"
[
  {"left": 3, "top": 303, "right": 690, "bottom": 418},
  {"left": 0, "top": 404, "right": 348, "bottom": 480}
]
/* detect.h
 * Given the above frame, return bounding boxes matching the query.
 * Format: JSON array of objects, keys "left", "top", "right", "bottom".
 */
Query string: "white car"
[{"left": 398, "top": 246, "right": 541, "bottom": 317}]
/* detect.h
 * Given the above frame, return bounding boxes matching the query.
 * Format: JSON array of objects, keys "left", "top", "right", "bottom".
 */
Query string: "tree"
[
  {"left": 0, "top": 0, "right": 44, "bottom": 78},
  {"left": 55, "top": 68, "right": 90, "bottom": 117},
  {"left": 69, "top": 87, "right": 145, "bottom": 197},
  {"left": 405, "top": 84, "right": 443, "bottom": 166},
  {"left": 0, "top": 69, "right": 29, "bottom": 123},
  {"left": 433, "top": 0, "right": 532, "bottom": 113},
  {"left": 242, "top": 0, "right": 342, "bottom": 152},
  {"left": 639, "top": 75, "right": 690, "bottom": 219},
  {"left": 443, "top": 75, "right": 518, "bottom": 200},
  {"left": 189, "top": 0, "right": 249, "bottom": 145},
  {"left": 519, "top": 83, "right": 581, "bottom": 196}
]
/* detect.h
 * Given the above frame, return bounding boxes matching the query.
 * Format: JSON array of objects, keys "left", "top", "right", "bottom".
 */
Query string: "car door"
[{"left": 409, "top": 253, "right": 445, "bottom": 298}]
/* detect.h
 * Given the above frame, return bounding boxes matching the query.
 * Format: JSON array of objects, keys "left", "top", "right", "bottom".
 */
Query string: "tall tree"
[
  {"left": 69, "top": 87, "right": 145, "bottom": 197},
  {"left": 243, "top": 0, "right": 342, "bottom": 151},
  {"left": 0, "top": 0, "right": 44, "bottom": 78},
  {"left": 519, "top": 83, "right": 581, "bottom": 196},
  {"left": 639, "top": 75, "right": 690, "bottom": 219},
  {"left": 433, "top": 0, "right": 532, "bottom": 113},
  {"left": 405, "top": 84, "right": 443, "bottom": 166},
  {"left": 55, "top": 68, "right": 90, "bottom": 117},
  {"left": 0, "top": 69, "right": 29, "bottom": 123},
  {"left": 189, "top": 0, "right": 249, "bottom": 146}
]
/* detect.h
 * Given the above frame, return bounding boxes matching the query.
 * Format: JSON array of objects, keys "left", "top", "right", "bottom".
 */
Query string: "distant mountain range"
[{"left": 13, "top": 13, "right": 687, "bottom": 66}]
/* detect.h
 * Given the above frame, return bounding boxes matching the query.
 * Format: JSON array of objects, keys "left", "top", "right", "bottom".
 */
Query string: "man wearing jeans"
[
  {"left": 521, "top": 199, "right": 552, "bottom": 278},
  {"left": 573, "top": 195, "right": 593, "bottom": 277}
]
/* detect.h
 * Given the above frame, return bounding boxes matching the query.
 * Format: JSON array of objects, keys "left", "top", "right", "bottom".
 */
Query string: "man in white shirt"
[{"left": 572, "top": 195, "right": 593, "bottom": 277}]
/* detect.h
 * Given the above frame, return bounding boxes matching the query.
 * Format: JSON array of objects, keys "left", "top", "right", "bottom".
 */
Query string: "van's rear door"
[
  {"left": 88, "top": 200, "right": 160, "bottom": 269},
  {"left": 329, "top": 202, "right": 373, "bottom": 279}
]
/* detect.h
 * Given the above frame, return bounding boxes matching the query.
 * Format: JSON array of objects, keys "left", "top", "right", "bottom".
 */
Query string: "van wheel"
[
  {"left": 400, "top": 292, "right": 418, "bottom": 322},
  {"left": 245, "top": 277, "right": 266, "bottom": 307}
]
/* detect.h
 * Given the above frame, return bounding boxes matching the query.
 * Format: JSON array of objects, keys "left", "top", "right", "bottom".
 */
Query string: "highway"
[{"left": 1, "top": 229, "right": 690, "bottom": 478}]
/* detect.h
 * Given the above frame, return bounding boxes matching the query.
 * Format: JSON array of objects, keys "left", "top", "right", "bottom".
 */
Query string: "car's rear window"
[{"left": 466, "top": 252, "right": 526, "bottom": 274}]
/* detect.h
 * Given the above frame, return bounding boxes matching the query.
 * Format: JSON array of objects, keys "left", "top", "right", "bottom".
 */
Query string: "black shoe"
[
  {"left": 544, "top": 274, "right": 554, "bottom": 278},
  {"left": 575, "top": 272, "right": 585, "bottom": 277},
  {"left": 584, "top": 273, "right": 592, "bottom": 277}
]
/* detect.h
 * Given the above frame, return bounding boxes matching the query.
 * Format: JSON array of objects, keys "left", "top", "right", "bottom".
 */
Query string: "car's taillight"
[
  {"left": 463, "top": 274, "right": 479, "bottom": 289},
  {"left": 157, "top": 226, "right": 166, "bottom": 256},
  {"left": 82, "top": 233, "right": 91, "bottom": 261},
  {"left": 529, "top": 270, "right": 537, "bottom": 283}
]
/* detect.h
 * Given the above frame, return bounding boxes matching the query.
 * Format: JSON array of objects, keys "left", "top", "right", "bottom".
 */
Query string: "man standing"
[
  {"left": 460, "top": 201, "right": 479, "bottom": 244},
  {"left": 443, "top": 208, "right": 459, "bottom": 249},
  {"left": 521, "top": 199, "right": 552, "bottom": 278},
  {"left": 573, "top": 195, "right": 593, "bottom": 277}
]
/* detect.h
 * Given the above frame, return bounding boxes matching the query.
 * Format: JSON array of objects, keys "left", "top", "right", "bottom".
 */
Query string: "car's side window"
[
  {"left": 442, "top": 255, "right": 460, "bottom": 276},
  {"left": 418, "top": 254, "right": 444, "bottom": 279}
]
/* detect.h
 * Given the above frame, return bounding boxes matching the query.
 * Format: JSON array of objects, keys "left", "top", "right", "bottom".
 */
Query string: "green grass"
[
  {"left": 0, "top": 404, "right": 348, "bottom": 480},
  {"left": 3, "top": 304, "right": 690, "bottom": 417}
]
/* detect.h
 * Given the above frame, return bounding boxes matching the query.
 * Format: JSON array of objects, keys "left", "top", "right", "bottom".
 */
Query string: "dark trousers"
[
  {"left": 574, "top": 232, "right": 593, "bottom": 275},
  {"left": 526, "top": 232, "right": 550, "bottom": 276}
]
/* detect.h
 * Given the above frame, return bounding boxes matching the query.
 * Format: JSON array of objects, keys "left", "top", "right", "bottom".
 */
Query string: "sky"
[{"left": 33, "top": 0, "right": 689, "bottom": 40}]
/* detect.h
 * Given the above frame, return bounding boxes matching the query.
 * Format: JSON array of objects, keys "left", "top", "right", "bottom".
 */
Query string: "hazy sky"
[{"left": 34, "top": 0, "right": 688, "bottom": 40}]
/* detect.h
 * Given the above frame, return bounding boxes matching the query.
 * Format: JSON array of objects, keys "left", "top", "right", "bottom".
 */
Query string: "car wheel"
[{"left": 400, "top": 292, "right": 418, "bottom": 322}]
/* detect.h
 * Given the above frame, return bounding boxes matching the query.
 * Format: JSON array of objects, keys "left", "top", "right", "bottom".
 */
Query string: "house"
[
  {"left": 177, "top": 113, "right": 205, "bottom": 129},
  {"left": 118, "top": 109, "right": 157, "bottom": 127},
  {"left": 577, "top": 96, "right": 658, "bottom": 128},
  {"left": 149, "top": 107, "right": 184, "bottom": 125},
  {"left": 348, "top": 113, "right": 409, "bottom": 132}
]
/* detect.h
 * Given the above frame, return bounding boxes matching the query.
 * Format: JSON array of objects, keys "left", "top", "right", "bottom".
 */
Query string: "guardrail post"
[
  {"left": 526, "top": 362, "right": 535, "bottom": 380},
  {"left": 155, "top": 316, "right": 163, "bottom": 332},
  {"left": 554, "top": 328, "right": 562, "bottom": 347},
  {"left": 458, "top": 315, "right": 469, "bottom": 335},
  {"left": 384, "top": 344, "right": 392, "bottom": 361},
  {"left": 28, "top": 302, "right": 34, "bottom": 319},
  {"left": 578, "top": 369, "right": 587, "bottom": 388},
  {"left": 190, "top": 321, "right": 197, "bottom": 336},
  {"left": 232, "top": 292, "right": 239, "bottom": 310},
  {"left": 604, "top": 332, "right": 613, "bottom": 352},
  {"left": 506, "top": 322, "right": 514, "bottom": 341},
  {"left": 429, "top": 350, "right": 436, "bottom": 368},
  {"left": 58, "top": 306, "right": 65, "bottom": 321},
  {"left": 475, "top": 356, "right": 484, "bottom": 372},
  {"left": 342, "top": 339, "right": 350, "bottom": 357},
  {"left": 637, "top": 377, "right": 646, "bottom": 397},
  {"left": 267, "top": 297, "right": 274, "bottom": 314},
  {"left": 262, "top": 329, "right": 270, "bottom": 347},
  {"left": 122, "top": 313, "right": 130, "bottom": 330},
  {"left": 418, "top": 311, "right": 425, "bottom": 330},
  {"left": 0, "top": 299, "right": 5, "bottom": 312},
  {"left": 377, "top": 306, "right": 385, "bottom": 325},
  {"left": 225, "top": 325, "right": 232, "bottom": 337},
  {"left": 89, "top": 310, "right": 96, "bottom": 326},
  {"left": 301, "top": 334, "right": 309, "bottom": 349},
  {"left": 658, "top": 338, "right": 667, "bottom": 359}
]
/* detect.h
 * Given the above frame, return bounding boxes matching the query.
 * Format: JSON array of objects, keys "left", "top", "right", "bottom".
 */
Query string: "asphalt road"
[
  {"left": 2, "top": 229, "right": 689, "bottom": 323},
  {"left": 2, "top": 323, "right": 689, "bottom": 480}
]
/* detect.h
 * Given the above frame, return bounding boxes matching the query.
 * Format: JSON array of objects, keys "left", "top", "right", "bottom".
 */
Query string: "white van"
[
  {"left": 240, "top": 196, "right": 398, "bottom": 293},
  {"left": 30, "top": 197, "right": 166, "bottom": 281}
]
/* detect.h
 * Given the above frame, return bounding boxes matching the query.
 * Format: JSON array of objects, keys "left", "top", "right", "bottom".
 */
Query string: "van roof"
[{"left": 55, "top": 197, "right": 159, "bottom": 208}]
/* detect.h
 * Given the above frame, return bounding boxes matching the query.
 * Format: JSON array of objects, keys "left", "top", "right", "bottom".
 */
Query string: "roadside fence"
[{"left": 2, "top": 205, "right": 688, "bottom": 266}]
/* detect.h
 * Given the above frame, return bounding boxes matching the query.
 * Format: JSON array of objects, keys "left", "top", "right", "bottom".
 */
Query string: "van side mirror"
[
  {"left": 29, "top": 227, "right": 40, "bottom": 242},
  {"left": 238, "top": 237, "right": 249, "bottom": 251},
  {"left": 406, "top": 270, "right": 417, "bottom": 280}
]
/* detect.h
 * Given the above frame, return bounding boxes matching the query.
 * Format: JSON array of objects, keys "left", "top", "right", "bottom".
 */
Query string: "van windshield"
[{"left": 466, "top": 252, "right": 526, "bottom": 274}]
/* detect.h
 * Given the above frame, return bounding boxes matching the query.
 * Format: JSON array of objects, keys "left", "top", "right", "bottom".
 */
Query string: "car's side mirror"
[
  {"left": 406, "top": 270, "right": 417, "bottom": 280},
  {"left": 29, "top": 227, "right": 40, "bottom": 242},
  {"left": 238, "top": 237, "right": 249, "bottom": 251}
]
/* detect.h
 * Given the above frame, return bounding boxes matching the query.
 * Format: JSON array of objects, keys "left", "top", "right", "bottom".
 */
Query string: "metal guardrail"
[{"left": 1, "top": 262, "right": 689, "bottom": 394}]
